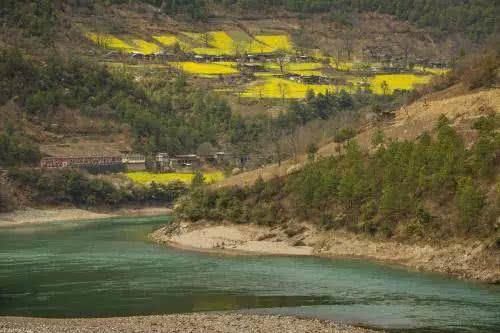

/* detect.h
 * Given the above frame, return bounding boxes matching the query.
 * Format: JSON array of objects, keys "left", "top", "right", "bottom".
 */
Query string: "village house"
[
  {"left": 169, "top": 154, "right": 201, "bottom": 170},
  {"left": 122, "top": 154, "right": 146, "bottom": 171},
  {"left": 155, "top": 153, "right": 171, "bottom": 172}
]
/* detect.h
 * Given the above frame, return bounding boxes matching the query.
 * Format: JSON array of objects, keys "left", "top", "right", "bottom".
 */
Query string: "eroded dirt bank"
[{"left": 151, "top": 221, "right": 500, "bottom": 284}]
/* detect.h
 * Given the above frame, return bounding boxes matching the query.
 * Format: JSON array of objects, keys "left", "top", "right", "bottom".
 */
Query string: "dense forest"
[
  {"left": 1, "top": 1, "right": 498, "bottom": 41},
  {"left": 176, "top": 114, "right": 500, "bottom": 241},
  {"left": 125, "top": 0, "right": 499, "bottom": 40}
]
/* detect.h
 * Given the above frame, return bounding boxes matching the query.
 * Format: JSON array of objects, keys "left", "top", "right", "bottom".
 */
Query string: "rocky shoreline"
[
  {"left": 0, "top": 314, "right": 377, "bottom": 333},
  {"left": 151, "top": 221, "right": 500, "bottom": 284}
]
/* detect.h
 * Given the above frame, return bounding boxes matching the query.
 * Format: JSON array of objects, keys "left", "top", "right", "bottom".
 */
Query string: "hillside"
[
  {"left": 215, "top": 86, "right": 500, "bottom": 187},
  {"left": 0, "top": 1, "right": 499, "bottom": 214}
]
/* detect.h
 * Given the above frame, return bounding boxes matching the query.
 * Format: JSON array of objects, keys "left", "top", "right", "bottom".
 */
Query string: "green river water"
[{"left": 0, "top": 215, "right": 498, "bottom": 332}]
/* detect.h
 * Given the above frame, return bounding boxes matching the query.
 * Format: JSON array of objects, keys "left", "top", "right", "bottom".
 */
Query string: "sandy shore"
[
  {"left": 151, "top": 221, "right": 500, "bottom": 283},
  {"left": 0, "top": 314, "right": 376, "bottom": 333},
  {"left": 152, "top": 222, "right": 314, "bottom": 256},
  {"left": 0, "top": 207, "right": 172, "bottom": 228}
]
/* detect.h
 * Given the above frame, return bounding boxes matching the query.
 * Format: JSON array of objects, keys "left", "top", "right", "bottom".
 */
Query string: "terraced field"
[
  {"left": 86, "top": 30, "right": 292, "bottom": 56},
  {"left": 86, "top": 29, "right": 445, "bottom": 100}
]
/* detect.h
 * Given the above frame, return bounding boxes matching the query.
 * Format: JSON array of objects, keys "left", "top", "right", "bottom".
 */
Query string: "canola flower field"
[
  {"left": 86, "top": 30, "right": 443, "bottom": 99},
  {"left": 126, "top": 171, "right": 225, "bottom": 185},
  {"left": 171, "top": 62, "right": 239, "bottom": 75},
  {"left": 86, "top": 31, "right": 293, "bottom": 56},
  {"left": 242, "top": 77, "right": 344, "bottom": 99},
  {"left": 370, "top": 74, "right": 432, "bottom": 94}
]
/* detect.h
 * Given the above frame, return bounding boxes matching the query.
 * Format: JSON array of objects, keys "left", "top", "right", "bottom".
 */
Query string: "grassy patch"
[
  {"left": 172, "top": 61, "right": 238, "bottom": 75},
  {"left": 126, "top": 171, "right": 224, "bottom": 184}
]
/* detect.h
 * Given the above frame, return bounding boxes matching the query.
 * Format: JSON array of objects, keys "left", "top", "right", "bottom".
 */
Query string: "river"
[{"left": 0, "top": 216, "right": 498, "bottom": 332}]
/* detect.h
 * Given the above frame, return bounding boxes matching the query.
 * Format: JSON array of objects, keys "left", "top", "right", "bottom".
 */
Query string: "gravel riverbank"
[{"left": 0, "top": 314, "right": 377, "bottom": 333}]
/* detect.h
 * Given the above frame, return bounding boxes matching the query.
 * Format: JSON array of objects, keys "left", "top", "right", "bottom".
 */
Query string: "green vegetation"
[
  {"left": 93, "top": 1, "right": 499, "bottom": 41},
  {"left": 176, "top": 115, "right": 500, "bottom": 240},
  {"left": 8, "top": 169, "right": 188, "bottom": 208},
  {"left": 225, "top": 0, "right": 499, "bottom": 41},
  {"left": 0, "top": 0, "right": 56, "bottom": 42},
  {"left": 0, "top": 125, "right": 41, "bottom": 167},
  {"left": 0, "top": 47, "right": 399, "bottom": 164},
  {"left": 0, "top": 48, "right": 233, "bottom": 156}
]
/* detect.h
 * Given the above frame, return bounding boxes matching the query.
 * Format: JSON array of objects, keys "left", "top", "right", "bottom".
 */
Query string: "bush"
[{"left": 334, "top": 127, "right": 356, "bottom": 143}]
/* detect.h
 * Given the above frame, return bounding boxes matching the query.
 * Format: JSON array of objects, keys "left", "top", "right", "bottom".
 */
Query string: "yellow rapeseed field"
[
  {"left": 131, "top": 39, "right": 162, "bottom": 54},
  {"left": 242, "top": 77, "right": 342, "bottom": 99},
  {"left": 86, "top": 33, "right": 135, "bottom": 52},
  {"left": 126, "top": 171, "right": 225, "bottom": 185},
  {"left": 152, "top": 34, "right": 179, "bottom": 46},
  {"left": 251, "top": 35, "right": 293, "bottom": 53},
  {"left": 370, "top": 74, "right": 432, "bottom": 94},
  {"left": 171, "top": 62, "right": 239, "bottom": 75}
]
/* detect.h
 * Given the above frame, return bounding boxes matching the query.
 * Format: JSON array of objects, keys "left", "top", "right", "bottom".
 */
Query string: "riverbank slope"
[
  {"left": 0, "top": 314, "right": 375, "bottom": 333},
  {"left": 0, "top": 207, "right": 172, "bottom": 227},
  {"left": 151, "top": 221, "right": 500, "bottom": 284}
]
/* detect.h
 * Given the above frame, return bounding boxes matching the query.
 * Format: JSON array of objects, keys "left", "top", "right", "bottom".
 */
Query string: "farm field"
[
  {"left": 369, "top": 74, "right": 432, "bottom": 94},
  {"left": 86, "top": 30, "right": 293, "bottom": 56},
  {"left": 125, "top": 171, "right": 225, "bottom": 185},
  {"left": 86, "top": 33, "right": 136, "bottom": 52},
  {"left": 85, "top": 29, "right": 444, "bottom": 101},
  {"left": 171, "top": 62, "right": 238, "bottom": 75},
  {"left": 242, "top": 77, "right": 346, "bottom": 99}
]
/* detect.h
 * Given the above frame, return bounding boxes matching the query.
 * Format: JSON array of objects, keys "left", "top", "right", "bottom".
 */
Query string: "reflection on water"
[{"left": 0, "top": 216, "right": 499, "bottom": 332}]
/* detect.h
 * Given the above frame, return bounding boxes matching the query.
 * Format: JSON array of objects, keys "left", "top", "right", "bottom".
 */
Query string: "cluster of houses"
[
  {"left": 40, "top": 152, "right": 227, "bottom": 173},
  {"left": 104, "top": 48, "right": 315, "bottom": 65},
  {"left": 361, "top": 45, "right": 449, "bottom": 72}
]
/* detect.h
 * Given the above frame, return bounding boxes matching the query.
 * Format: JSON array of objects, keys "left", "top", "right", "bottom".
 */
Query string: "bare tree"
[
  {"left": 277, "top": 82, "right": 289, "bottom": 104},
  {"left": 201, "top": 32, "right": 211, "bottom": 47},
  {"left": 276, "top": 49, "right": 289, "bottom": 74},
  {"left": 341, "top": 30, "right": 354, "bottom": 61},
  {"left": 381, "top": 80, "right": 389, "bottom": 95}
]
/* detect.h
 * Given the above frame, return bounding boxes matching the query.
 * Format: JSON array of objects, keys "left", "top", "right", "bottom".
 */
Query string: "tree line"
[
  {"left": 176, "top": 115, "right": 500, "bottom": 241},
  {"left": 7, "top": 168, "right": 188, "bottom": 208}
]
